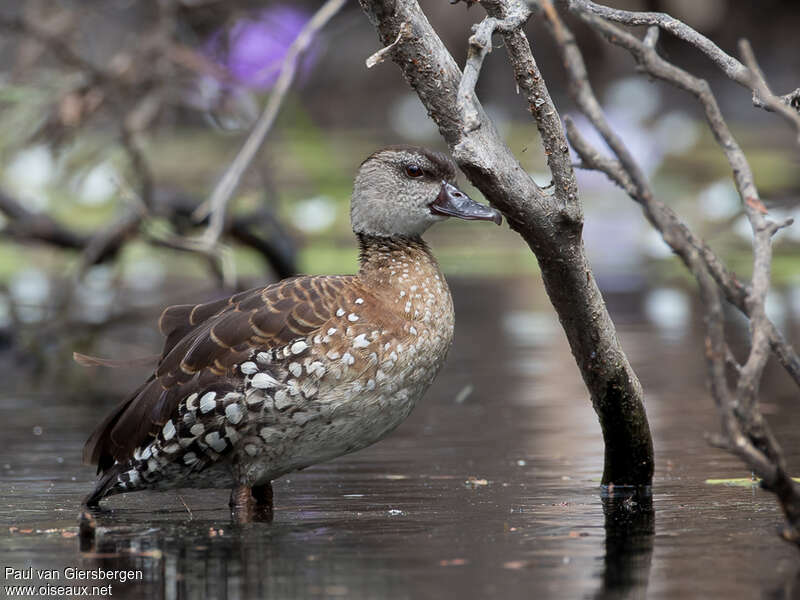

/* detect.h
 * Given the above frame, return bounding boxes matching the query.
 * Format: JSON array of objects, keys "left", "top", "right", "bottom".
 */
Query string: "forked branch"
[{"left": 543, "top": 0, "right": 800, "bottom": 541}]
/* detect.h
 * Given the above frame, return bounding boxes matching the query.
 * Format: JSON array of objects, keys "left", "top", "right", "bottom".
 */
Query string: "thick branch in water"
[{"left": 360, "top": 0, "right": 653, "bottom": 486}]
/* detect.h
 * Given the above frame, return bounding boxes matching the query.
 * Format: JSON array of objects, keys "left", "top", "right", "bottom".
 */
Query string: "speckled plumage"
[{"left": 83, "top": 146, "right": 500, "bottom": 509}]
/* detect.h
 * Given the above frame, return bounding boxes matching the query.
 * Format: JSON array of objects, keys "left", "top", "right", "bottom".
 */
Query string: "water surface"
[{"left": 2, "top": 277, "right": 799, "bottom": 599}]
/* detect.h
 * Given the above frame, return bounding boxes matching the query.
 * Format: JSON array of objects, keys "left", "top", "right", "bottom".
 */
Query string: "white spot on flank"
[
  {"left": 252, "top": 372, "right": 279, "bottom": 389},
  {"left": 183, "top": 452, "right": 198, "bottom": 465},
  {"left": 410, "top": 285, "right": 418, "bottom": 292},
  {"left": 205, "top": 431, "right": 227, "bottom": 453},
  {"left": 307, "top": 361, "right": 325, "bottom": 377},
  {"left": 274, "top": 389, "right": 292, "bottom": 410},
  {"left": 327, "top": 350, "right": 340, "bottom": 360},
  {"left": 288, "top": 362, "right": 302, "bottom": 377},
  {"left": 225, "top": 403, "right": 244, "bottom": 425},
  {"left": 404, "top": 301, "right": 412, "bottom": 313},
  {"left": 336, "top": 308, "right": 345, "bottom": 317},
  {"left": 225, "top": 425, "right": 240, "bottom": 445},
  {"left": 162, "top": 420, "right": 176, "bottom": 441},
  {"left": 328, "top": 328, "right": 337, "bottom": 335},
  {"left": 190, "top": 423, "right": 205, "bottom": 436},
  {"left": 246, "top": 392, "right": 264, "bottom": 406},
  {"left": 199, "top": 392, "right": 217, "bottom": 413},
  {"left": 141, "top": 446, "right": 152, "bottom": 460},
  {"left": 256, "top": 352, "right": 271, "bottom": 364},
  {"left": 355, "top": 297, "right": 364, "bottom": 304},
  {"left": 409, "top": 326, "right": 417, "bottom": 336},
  {"left": 348, "top": 313, "right": 359, "bottom": 322},
  {"left": 291, "top": 340, "right": 308, "bottom": 355},
  {"left": 342, "top": 352, "right": 355, "bottom": 366},
  {"left": 400, "top": 291, "right": 406, "bottom": 297},
  {"left": 185, "top": 393, "right": 198, "bottom": 411},
  {"left": 163, "top": 443, "right": 180, "bottom": 454},
  {"left": 240, "top": 361, "right": 258, "bottom": 375},
  {"left": 366, "top": 379, "right": 376, "bottom": 391},
  {"left": 353, "top": 333, "right": 369, "bottom": 349},
  {"left": 245, "top": 443, "right": 259, "bottom": 457}
]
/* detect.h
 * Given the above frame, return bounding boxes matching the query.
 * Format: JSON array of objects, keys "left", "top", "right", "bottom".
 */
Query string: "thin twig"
[
  {"left": 457, "top": 7, "right": 531, "bottom": 133},
  {"left": 738, "top": 39, "right": 800, "bottom": 143},
  {"left": 193, "top": 0, "right": 347, "bottom": 247},
  {"left": 177, "top": 494, "right": 194, "bottom": 520},
  {"left": 566, "top": 0, "right": 800, "bottom": 125},
  {"left": 0, "top": 15, "right": 110, "bottom": 84},
  {"left": 366, "top": 21, "right": 412, "bottom": 68}
]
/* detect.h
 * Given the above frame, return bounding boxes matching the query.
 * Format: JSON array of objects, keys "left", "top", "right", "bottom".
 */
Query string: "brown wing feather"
[{"left": 84, "top": 276, "right": 354, "bottom": 471}]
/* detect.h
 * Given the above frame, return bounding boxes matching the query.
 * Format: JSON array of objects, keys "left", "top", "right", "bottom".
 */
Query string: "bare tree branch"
[
  {"left": 545, "top": 0, "right": 800, "bottom": 541},
  {"left": 568, "top": 8, "right": 774, "bottom": 414},
  {"left": 537, "top": 0, "right": 800, "bottom": 389},
  {"left": 566, "top": 0, "right": 800, "bottom": 128},
  {"left": 456, "top": 5, "right": 531, "bottom": 134},
  {"left": 738, "top": 39, "right": 800, "bottom": 143},
  {"left": 0, "top": 190, "right": 88, "bottom": 250},
  {"left": 480, "top": 0, "right": 580, "bottom": 214},
  {"left": 360, "top": 0, "right": 654, "bottom": 486},
  {"left": 0, "top": 15, "right": 111, "bottom": 85}
]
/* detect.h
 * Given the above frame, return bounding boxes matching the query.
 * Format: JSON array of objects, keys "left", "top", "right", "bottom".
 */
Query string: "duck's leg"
[
  {"left": 229, "top": 483, "right": 273, "bottom": 523},
  {"left": 252, "top": 482, "right": 273, "bottom": 506}
]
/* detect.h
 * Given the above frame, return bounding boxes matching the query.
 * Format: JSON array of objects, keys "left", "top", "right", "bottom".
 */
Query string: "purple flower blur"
[{"left": 206, "top": 5, "right": 317, "bottom": 91}]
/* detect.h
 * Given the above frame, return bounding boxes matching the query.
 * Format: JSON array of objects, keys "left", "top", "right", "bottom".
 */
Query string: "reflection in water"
[
  {"left": 594, "top": 488, "right": 655, "bottom": 600},
  {"left": 80, "top": 517, "right": 414, "bottom": 599},
  {"left": 765, "top": 568, "right": 800, "bottom": 600},
  {"left": 78, "top": 488, "right": 657, "bottom": 600}
]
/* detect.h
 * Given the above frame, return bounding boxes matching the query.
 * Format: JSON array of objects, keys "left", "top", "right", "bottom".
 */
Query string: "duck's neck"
[{"left": 356, "top": 233, "right": 442, "bottom": 288}]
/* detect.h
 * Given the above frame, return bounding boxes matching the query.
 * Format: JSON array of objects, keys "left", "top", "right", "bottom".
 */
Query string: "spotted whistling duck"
[{"left": 83, "top": 145, "right": 502, "bottom": 519}]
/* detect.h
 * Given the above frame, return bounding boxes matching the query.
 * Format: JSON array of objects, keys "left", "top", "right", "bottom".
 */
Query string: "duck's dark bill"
[{"left": 430, "top": 182, "right": 502, "bottom": 225}]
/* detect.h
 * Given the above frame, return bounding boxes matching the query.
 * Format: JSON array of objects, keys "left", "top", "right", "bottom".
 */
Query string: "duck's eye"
[{"left": 405, "top": 164, "right": 423, "bottom": 178}]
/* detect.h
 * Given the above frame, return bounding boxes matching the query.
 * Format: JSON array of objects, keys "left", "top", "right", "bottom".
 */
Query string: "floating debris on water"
[
  {"left": 704, "top": 476, "right": 778, "bottom": 487},
  {"left": 439, "top": 558, "right": 468, "bottom": 567},
  {"left": 454, "top": 384, "right": 473, "bottom": 404},
  {"left": 465, "top": 477, "right": 489, "bottom": 488},
  {"left": 503, "top": 560, "right": 534, "bottom": 570}
]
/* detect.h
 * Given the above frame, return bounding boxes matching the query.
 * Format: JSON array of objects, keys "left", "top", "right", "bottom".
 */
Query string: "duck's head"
[{"left": 350, "top": 145, "right": 502, "bottom": 238}]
